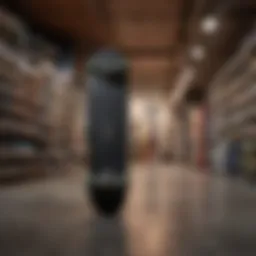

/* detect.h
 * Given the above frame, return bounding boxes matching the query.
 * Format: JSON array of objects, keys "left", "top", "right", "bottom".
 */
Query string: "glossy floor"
[{"left": 0, "top": 164, "right": 256, "bottom": 256}]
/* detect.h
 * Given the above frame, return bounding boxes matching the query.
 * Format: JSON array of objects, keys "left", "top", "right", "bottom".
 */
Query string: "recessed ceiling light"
[
  {"left": 201, "top": 16, "right": 219, "bottom": 35},
  {"left": 189, "top": 45, "right": 206, "bottom": 61}
]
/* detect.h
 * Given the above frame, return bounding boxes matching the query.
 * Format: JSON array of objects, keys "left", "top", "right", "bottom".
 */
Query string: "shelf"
[
  {"left": 0, "top": 86, "right": 44, "bottom": 109},
  {"left": 0, "top": 119, "right": 48, "bottom": 144},
  {"left": 209, "top": 28, "right": 256, "bottom": 145}
]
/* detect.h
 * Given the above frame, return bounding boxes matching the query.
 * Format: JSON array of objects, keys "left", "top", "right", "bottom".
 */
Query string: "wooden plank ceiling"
[
  {"left": 0, "top": 0, "right": 113, "bottom": 48},
  {"left": 1, "top": 0, "right": 194, "bottom": 90},
  {"left": 108, "top": 0, "right": 189, "bottom": 90}
]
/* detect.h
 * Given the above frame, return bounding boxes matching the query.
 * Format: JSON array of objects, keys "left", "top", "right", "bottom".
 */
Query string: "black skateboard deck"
[{"left": 87, "top": 50, "right": 128, "bottom": 216}]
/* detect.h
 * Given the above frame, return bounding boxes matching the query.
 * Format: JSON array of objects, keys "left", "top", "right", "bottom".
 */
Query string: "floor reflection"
[
  {"left": 0, "top": 164, "right": 256, "bottom": 255},
  {"left": 84, "top": 216, "right": 128, "bottom": 256}
]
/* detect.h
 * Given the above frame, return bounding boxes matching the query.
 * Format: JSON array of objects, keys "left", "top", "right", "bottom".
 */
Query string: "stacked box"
[
  {"left": 0, "top": 7, "right": 88, "bottom": 180},
  {"left": 46, "top": 69, "right": 74, "bottom": 156},
  {"left": 0, "top": 7, "right": 63, "bottom": 178},
  {"left": 0, "top": 43, "right": 52, "bottom": 146}
]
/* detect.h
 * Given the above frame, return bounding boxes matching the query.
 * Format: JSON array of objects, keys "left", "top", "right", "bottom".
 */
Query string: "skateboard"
[{"left": 87, "top": 50, "right": 128, "bottom": 216}]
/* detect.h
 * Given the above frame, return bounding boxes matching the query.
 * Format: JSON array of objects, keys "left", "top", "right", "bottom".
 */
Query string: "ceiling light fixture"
[
  {"left": 201, "top": 16, "right": 220, "bottom": 35},
  {"left": 189, "top": 45, "right": 206, "bottom": 61}
]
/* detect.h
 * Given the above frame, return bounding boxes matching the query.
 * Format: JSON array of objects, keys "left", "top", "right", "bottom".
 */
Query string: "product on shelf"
[{"left": 208, "top": 27, "right": 256, "bottom": 177}]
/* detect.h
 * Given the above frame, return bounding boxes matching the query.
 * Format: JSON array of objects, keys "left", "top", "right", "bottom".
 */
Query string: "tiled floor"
[{"left": 0, "top": 164, "right": 256, "bottom": 256}]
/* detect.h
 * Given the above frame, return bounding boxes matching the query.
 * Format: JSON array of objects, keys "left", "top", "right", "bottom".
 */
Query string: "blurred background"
[{"left": 0, "top": 0, "right": 256, "bottom": 255}]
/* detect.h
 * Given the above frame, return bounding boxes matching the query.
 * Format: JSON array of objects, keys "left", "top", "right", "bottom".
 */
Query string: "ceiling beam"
[
  {"left": 178, "top": 0, "right": 198, "bottom": 45},
  {"left": 119, "top": 46, "right": 177, "bottom": 58}
]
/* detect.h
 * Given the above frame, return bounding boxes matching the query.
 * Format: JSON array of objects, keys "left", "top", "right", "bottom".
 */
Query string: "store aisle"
[{"left": 0, "top": 164, "right": 256, "bottom": 256}]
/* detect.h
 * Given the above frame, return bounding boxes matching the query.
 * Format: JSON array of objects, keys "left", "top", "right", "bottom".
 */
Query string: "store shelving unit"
[
  {"left": 208, "top": 26, "right": 256, "bottom": 175},
  {"left": 209, "top": 27, "right": 256, "bottom": 142},
  {"left": 0, "top": 8, "right": 71, "bottom": 180}
]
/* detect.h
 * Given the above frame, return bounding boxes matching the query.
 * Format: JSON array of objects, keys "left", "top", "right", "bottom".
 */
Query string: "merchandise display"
[{"left": 208, "top": 28, "right": 256, "bottom": 178}]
